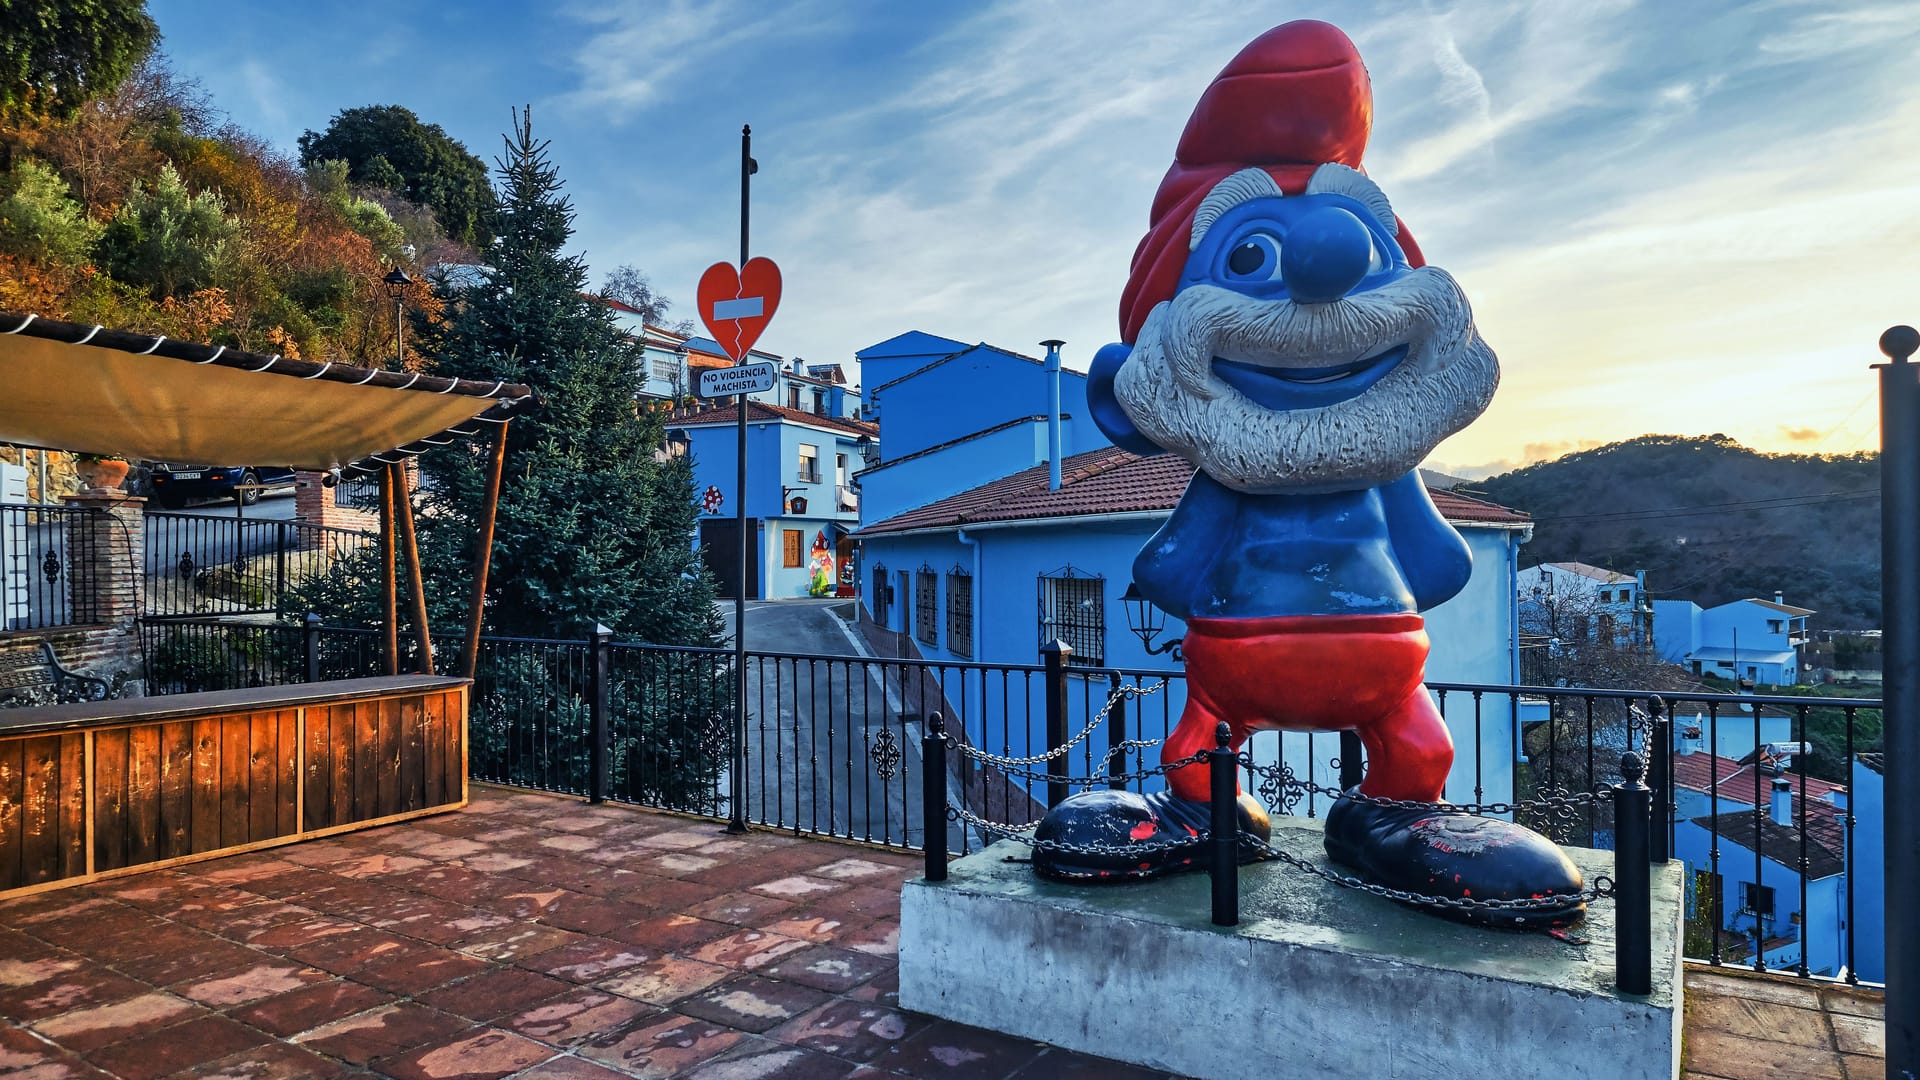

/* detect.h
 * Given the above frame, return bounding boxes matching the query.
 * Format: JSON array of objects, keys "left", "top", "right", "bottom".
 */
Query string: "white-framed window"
[
  {"left": 798, "top": 443, "right": 820, "bottom": 484},
  {"left": 1038, "top": 569, "right": 1104, "bottom": 666}
]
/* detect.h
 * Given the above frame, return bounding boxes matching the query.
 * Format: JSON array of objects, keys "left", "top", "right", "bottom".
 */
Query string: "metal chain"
[
  {"left": 967, "top": 748, "right": 1210, "bottom": 790},
  {"left": 1238, "top": 756, "right": 1606, "bottom": 816},
  {"left": 946, "top": 679, "right": 1170, "bottom": 768},
  {"left": 1242, "top": 835, "right": 1615, "bottom": 912}
]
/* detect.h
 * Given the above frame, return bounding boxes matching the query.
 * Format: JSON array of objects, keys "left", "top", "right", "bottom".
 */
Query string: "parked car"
[{"left": 147, "top": 464, "right": 296, "bottom": 508}]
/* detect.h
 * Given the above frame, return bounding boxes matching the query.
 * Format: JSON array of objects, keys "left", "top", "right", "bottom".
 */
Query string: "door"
[{"left": 699, "top": 518, "right": 762, "bottom": 600}]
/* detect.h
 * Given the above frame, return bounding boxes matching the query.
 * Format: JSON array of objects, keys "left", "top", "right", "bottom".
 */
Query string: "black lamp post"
[
  {"left": 1122, "top": 582, "right": 1183, "bottom": 660},
  {"left": 383, "top": 268, "right": 412, "bottom": 367},
  {"left": 664, "top": 429, "right": 690, "bottom": 460},
  {"left": 855, "top": 433, "right": 878, "bottom": 470}
]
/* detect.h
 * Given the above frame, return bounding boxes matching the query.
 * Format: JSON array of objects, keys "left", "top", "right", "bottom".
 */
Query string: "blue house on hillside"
[
  {"left": 851, "top": 332, "right": 1534, "bottom": 814},
  {"left": 1852, "top": 752, "right": 1885, "bottom": 982},
  {"left": 1655, "top": 593, "right": 1814, "bottom": 686}
]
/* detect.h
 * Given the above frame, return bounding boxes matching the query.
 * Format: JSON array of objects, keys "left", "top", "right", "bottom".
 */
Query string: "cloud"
[
  {"left": 1779, "top": 426, "right": 1824, "bottom": 442},
  {"left": 1757, "top": 2, "right": 1920, "bottom": 62},
  {"left": 554, "top": 0, "right": 845, "bottom": 113},
  {"left": 239, "top": 60, "right": 289, "bottom": 135}
]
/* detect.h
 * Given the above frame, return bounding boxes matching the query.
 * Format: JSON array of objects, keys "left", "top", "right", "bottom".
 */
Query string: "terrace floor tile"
[{"left": 0, "top": 784, "right": 1879, "bottom": 1080}]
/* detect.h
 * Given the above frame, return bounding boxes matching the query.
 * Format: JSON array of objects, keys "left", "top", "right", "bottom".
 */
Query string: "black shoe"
[
  {"left": 1324, "top": 790, "right": 1585, "bottom": 929},
  {"left": 1031, "top": 789, "right": 1271, "bottom": 882}
]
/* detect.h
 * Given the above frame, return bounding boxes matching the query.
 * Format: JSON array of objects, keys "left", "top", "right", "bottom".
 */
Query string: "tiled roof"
[
  {"left": 666, "top": 401, "right": 878, "bottom": 438},
  {"left": 1750, "top": 598, "right": 1816, "bottom": 616},
  {"left": 1691, "top": 808, "right": 1845, "bottom": 879},
  {"left": 857, "top": 449, "right": 1531, "bottom": 536},
  {"left": 1541, "top": 561, "right": 1636, "bottom": 584},
  {"left": 1858, "top": 752, "right": 1884, "bottom": 775},
  {"left": 1671, "top": 750, "right": 1847, "bottom": 804}
]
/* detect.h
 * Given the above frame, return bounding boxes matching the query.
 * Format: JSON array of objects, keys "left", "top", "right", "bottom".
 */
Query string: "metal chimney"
[{"left": 1041, "top": 339, "right": 1065, "bottom": 491}]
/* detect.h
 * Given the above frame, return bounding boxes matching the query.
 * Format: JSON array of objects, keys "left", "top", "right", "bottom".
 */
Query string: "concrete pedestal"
[{"left": 900, "top": 816, "right": 1683, "bottom": 1080}]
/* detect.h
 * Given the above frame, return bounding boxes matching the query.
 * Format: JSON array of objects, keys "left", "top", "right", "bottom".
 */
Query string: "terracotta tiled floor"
[
  {"left": 0, "top": 786, "right": 1887, "bottom": 1079},
  {"left": 1683, "top": 967, "right": 1886, "bottom": 1080},
  {"left": 0, "top": 787, "right": 1181, "bottom": 1079}
]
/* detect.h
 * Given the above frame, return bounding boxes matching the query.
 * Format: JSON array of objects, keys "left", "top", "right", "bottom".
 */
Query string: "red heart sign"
[{"left": 697, "top": 257, "right": 782, "bottom": 362}]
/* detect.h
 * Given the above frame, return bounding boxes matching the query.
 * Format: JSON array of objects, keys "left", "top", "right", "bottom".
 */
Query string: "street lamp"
[
  {"left": 1121, "top": 582, "right": 1183, "bottom": 660},
  {"left": 383, "top": 268, "right": 412, "bottom": 367},
  {"left": 855, "top": 433, "right": 878, "bottom": 470}
]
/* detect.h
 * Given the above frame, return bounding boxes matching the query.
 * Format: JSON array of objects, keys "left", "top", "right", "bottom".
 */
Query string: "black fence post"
[
  {"left": 924, "top": 711, "right": 948, "bottom": 881},
  {"left": 1210, "top": 721, "right": 1239, "bottom": 928},
  {"left": 1041, "top": 640, "right": 1072, "bottom": 808},
  {"left": 1647, "top": 697, "right": 1671, "bottom": 864},
  {"left": 274, "top": 521, "right": 289, "bottom": 618},
  {"left": 1614, "top": 750, "right": 1653, "bottom": 995},
  {"left": 1877, "top": 323, "right": 1920, "bottom": 1075},
  {"left": 1105, "top": 671, "right": 1128, "bottom": 791},
  {"left": 589, "top": 622, "right": 612, "bottom": 805},
  {"left": 302, "top": 612, "right": 322, "bottom": 684}
]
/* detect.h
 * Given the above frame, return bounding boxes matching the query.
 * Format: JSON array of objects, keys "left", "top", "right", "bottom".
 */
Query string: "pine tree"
[{"left": 413, "top": 107, "right": 718, "bottom": 647}]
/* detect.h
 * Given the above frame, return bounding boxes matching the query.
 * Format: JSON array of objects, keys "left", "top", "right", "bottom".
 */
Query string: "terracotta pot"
[{"left": 74, "top": 459, "right": 130, "bottom": 493}]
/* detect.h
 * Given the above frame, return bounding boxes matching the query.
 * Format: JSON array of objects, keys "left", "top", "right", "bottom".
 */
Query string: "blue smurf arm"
[
  {"left": 1086, "top": 342, "right": 1163, "bottom": 455},
  {"left": 1381, "top": 471, "right": 1473, "bottom": 611}
]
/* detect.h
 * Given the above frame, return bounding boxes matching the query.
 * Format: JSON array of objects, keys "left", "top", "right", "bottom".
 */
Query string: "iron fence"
[
  {"left": 134, "top": 616, "right": 1885, "bottom": 984},
  {"left": 0, "top": 503, "right": 104, "bottom": 631},
  {"left": 142, "top": 511, "right": 373, "bottom": 616}
]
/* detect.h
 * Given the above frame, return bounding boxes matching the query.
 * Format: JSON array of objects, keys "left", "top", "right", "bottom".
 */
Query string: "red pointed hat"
[{"left": 1118, "top": 20, "right": 1424, "bottom": 344}]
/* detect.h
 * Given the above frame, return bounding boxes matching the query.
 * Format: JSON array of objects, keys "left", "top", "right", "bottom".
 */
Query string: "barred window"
[
  {"left": 1038, "top": 570, "right": 1104, "bottom": 666},
  {"left": 871, "top": 565, "right": 889, "bottom": 626},
  {"left": 651, "top": 356, "right": 679, "bottom": 381},
  {"left": 915, "top": 569, "right": 938, "bottom": 646},
  {"left": 947, "top": 572, "right": 973, "bottom": 658}
]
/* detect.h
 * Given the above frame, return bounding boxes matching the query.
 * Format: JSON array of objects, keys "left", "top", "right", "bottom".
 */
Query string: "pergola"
[{"left": 0, "top": 310, "right": 534, "bottom": 678}]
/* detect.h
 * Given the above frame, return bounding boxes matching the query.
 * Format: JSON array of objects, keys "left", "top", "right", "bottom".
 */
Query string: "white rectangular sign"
[{"left": 699, "top": 361, "right": 778, "bottom": 398}]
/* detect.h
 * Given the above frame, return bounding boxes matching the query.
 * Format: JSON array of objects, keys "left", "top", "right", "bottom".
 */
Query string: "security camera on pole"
[{"left": 696, "top": 123, "right": 781, "bottom": 834}]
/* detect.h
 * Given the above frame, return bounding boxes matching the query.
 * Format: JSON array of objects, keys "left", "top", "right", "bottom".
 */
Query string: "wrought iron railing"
[
  {"left": 134, "top": 616, "right": 1886, "bottom": 985},
  {"left": 142, "top": 511, "right": 373, "bottom": 616},
  {"left": 0, "top": 503, "right": 105, "bottom": 631}
]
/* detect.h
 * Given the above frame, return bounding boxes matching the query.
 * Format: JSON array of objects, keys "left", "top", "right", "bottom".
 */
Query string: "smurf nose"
[{"left": 1281, "top": 206, "right": 1374, "bottom": 303}]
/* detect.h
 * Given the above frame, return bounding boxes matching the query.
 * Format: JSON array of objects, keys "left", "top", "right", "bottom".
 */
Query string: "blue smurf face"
[{"left": 1180, "top": 193, "right": 1410, "bottom": 305}]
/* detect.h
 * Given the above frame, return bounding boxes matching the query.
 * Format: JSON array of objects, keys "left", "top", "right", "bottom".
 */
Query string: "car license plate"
[{"left": 172, "top": 471, "right": 201, "bottom": 479}]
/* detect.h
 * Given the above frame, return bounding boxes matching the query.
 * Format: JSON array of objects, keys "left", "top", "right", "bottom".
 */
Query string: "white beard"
[{"left": 1113, "top": 270, "right": 1499, "bottom": 494}]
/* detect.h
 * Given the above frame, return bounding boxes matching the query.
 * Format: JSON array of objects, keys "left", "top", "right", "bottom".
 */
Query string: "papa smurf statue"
[{"left": 1033, "top": 20, "right": 1584, "bottom": 926}]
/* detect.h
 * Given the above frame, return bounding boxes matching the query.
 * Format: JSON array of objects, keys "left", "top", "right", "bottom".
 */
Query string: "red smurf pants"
[{"left": 1160, "top": 613, "right": 1453, "bottom": 803}]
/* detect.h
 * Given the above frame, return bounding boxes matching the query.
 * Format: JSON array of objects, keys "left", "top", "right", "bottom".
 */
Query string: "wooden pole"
[
  {"left": 391, "top": 462, "right": 434, "bottom": 675},
  {"left": 380, "top": 465, "right": 399, "bottom": 676},
  {"left": 463, "top": 420, "right": 510, "bottom": 679}
]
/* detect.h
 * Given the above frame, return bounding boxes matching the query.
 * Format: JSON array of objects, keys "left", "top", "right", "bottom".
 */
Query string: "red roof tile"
[
  {"left": 857, "top": 449, "right": 1530, "bottom": 535},
  {"left": 1671, "top": 750, "right": 1847, "bottom": 804},
  {"left": 666, "top": 401, "right": 877, "bottom": 438}
]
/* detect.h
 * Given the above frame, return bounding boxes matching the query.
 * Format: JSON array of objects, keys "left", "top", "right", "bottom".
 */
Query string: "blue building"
[
  {"left": 1852, "top": 752, "right": 1885, "bottom": 982},
  {"left": 1654, "top": 593, "right": 1814, "bottom": 687},
  {"left": 851, "top": 333, "right": 1534, "bottom": 812},
  {"left": 1670, "top": 739, "right": 1852, "bottom": 976},
  {"left": 668, "top": 402, "right": 876, "bottom": 599}
]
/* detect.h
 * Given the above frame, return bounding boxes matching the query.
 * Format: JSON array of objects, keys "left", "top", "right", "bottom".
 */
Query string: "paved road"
[{"left": 716, "top": 599, "right": 942, "bottom": 849}]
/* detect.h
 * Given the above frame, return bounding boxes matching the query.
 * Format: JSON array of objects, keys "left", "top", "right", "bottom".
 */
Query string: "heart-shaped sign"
[{"left": 697, "top": 257, "right": 782, "bottom": 362}]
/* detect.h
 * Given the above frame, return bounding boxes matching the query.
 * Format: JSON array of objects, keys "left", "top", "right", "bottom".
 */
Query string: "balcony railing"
[{"left": 128, "top": 617, "right": 1887, "bottom": 984}]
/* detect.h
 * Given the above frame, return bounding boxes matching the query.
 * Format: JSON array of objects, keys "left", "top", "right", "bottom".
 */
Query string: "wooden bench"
[{"left": 0, "top": 643, "right": 110, "bottom": 704}]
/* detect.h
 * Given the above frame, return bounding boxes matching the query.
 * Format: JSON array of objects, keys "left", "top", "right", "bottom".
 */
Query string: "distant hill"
[{"left": 1467, "top": 435, "right": 1881, "bottom": 630}]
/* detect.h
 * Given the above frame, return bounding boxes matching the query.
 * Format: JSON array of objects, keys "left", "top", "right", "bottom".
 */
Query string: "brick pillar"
[
  {"left": 294, "top": 471, "right": 380, "bottom": 535},
  {"left": 62, "top": 493, "right": 145, "bottom": 693}
]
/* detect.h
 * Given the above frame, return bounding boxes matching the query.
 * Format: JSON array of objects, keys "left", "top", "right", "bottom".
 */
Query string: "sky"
[{"left": 148, "top": 0, "right": 1920, "bottom": 478}]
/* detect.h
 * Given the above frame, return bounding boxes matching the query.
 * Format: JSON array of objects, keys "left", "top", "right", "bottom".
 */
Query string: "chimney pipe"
[
  {"left": 1771, "top": 777, "right": 1793, "bottom": 827},
  {"left": 1776, "top": 590, "right": 1785, "bottom": 606},
  {"left": 1041, "top": 339, "right": 1065, "bottom": 491}
]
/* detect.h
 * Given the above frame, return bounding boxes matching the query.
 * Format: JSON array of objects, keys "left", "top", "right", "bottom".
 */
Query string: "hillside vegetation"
[{"left": 1470, "top": 435, "right": 1880, "bottom": 629}]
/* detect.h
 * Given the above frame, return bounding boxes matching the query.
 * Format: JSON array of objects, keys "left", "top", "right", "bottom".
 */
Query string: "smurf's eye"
[{"left": 1224, "top": 231, "right": 1283, "bottom": 281}]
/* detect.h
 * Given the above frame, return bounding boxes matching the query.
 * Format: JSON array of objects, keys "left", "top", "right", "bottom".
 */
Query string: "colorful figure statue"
[
  {"left": 808, "top": 530, "right": 835, "bottom": 597},
  {"left": 1034, "top": 20, "right": 1583, "bottom": 925}
]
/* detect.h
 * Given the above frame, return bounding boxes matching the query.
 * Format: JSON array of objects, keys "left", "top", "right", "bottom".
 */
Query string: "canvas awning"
[{"left": 0, "top": 312, "right": 534, "bottom": 478}]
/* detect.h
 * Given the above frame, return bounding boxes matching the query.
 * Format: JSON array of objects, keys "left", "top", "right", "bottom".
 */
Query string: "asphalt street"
[{"left": 716, "top": 599, "right": 939, "bottom": 849}]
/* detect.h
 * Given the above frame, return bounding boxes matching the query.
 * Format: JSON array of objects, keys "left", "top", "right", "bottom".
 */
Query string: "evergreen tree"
[{"left": 414, "top": 107, "right": 718, "bottom": 648}]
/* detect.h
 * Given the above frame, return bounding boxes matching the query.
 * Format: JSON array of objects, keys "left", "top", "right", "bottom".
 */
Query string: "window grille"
[
  {"left": 1037, "top": 567, "right": 1104, "bottom": 666},
  {"left": 947, "top": 571, "right": 973, "bottom": 658},
  {"left": 797, "top": 443, "right": 821, "bottom": 484},
  {"left": 915, "top": 569, "right": 938, "bottom": 647},
  {"left": 332, "top": 476, "right": 380, "bottom": 510},
  {"left": 651, "top": 357, "right": 679, "bottom": 381},
  {"left": 871, "top": 565, "right": 889, "bottom": 626}
]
